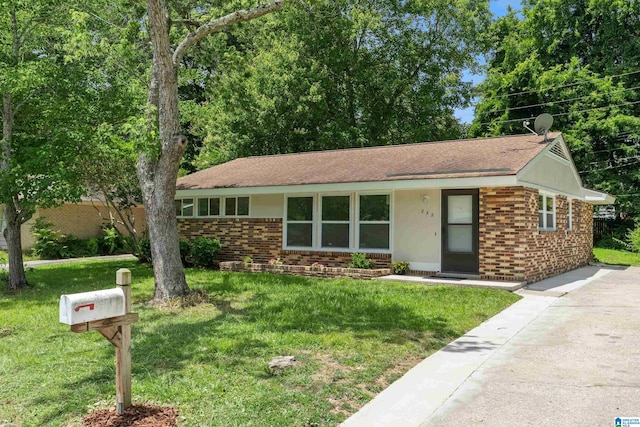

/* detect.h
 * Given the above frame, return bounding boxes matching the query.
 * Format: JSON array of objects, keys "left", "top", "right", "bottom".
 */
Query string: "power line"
[
  {"left": 477, "top": 100, "right": 640, "bottom": 126},
  {"left": 480, "top": 85, "right": 640, "bottom": 115},
  {"left": 579, "top": 159, "right": 640, "bottom": 173},
  {"left": 472, "top": 69, "right": 640, "bottom": 101}
]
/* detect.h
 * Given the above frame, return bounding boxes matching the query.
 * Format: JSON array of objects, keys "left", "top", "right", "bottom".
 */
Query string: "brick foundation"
[
  {"left": 177, "top": 218, "right": 392, "bottom": 268},
  {"left": 220, "top": 261, "right": 392, "bottom": 280},
  {"left": 479, "top": 187, "right": 593, "bottom": 283}
]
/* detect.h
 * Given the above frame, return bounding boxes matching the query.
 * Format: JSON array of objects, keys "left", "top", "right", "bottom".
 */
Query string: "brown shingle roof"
[{"left": 177, "top": 132, "right": 561, "bottom": 190}]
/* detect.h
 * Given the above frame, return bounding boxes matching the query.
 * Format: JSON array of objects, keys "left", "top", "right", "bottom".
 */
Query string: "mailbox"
[{"left": 59, "top": 288, "right": 126, "bottom": 325}]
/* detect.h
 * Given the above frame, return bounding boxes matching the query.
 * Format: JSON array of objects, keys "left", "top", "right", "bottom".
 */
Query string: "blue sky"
[{"left": 454, "top": 1, "right": 520, "bottom": 124}]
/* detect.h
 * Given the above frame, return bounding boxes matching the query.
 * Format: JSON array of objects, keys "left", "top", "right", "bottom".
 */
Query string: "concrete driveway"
[
  {"left": 427, "top": 266, "right": 640, "bottom": 426},
  {"left": 342, "top": 266, "right": 640, "bottom": 426}
]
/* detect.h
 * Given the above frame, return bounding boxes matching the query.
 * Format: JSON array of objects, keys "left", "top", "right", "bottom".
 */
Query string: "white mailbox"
[{"left": 59, "top": 288, "right": 126, "bottom": 325}]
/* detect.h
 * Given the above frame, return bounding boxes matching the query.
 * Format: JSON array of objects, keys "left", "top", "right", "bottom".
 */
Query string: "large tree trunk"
[
  {"left": 141, "top": 0, "right": 190, "bottom": 300},
  {"left": 3, "top": 91, "right": 28, "bottom": 290},
  {"left": 2, "top": 203, "right": 27, "bottom": 291},
  {"left": 140, "top": 0, "right": 287, "bottom": 300}
]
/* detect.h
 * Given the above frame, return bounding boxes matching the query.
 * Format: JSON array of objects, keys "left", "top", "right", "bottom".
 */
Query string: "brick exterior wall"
[
  {"left": 177, "top": 218, "right": 392, "bottom": 268},
  {"left": 20, "top": 203, "right": 147, "bottom": 248},
  {"left": 177, "top": 218, "right": 282, "bottom": 263},
  {"left": 479, "top": 186, "right": 593, "bottom": 283}
]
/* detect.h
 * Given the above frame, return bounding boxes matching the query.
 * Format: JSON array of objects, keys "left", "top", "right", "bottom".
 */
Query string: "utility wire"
[
  {"left": 480, "top": 85, "right": 640, "bottom": 115},
  {"left": 477, "top": 100, "right": 640, "bottom": 126},
  {"left": 579, "top": 159, "right": 640, "bottom": 173},
  {"left": 472, "top": 69, "right": 640, "bottom": 100}
]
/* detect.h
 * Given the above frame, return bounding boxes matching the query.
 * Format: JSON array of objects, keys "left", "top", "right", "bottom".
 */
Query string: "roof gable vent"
[{"left": 549, "top": 142, "right": 569, "bottom": 161}]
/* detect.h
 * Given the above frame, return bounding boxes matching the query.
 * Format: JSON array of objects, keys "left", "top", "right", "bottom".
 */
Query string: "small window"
[
  {"left": 175, "top": 198, "right": 194, "bottom": 217},
  {"left": 197, "top": 197, "right": 220, "bottom": 217},
  {"left": 321, "top": 195, "right": 350, "bottom": 248},
  {"left": 224, "top": 196, "right": 250, "bottom": 216},
  {"left": 286, "top": 196, "right": 314, "bottom": 247},
  {"left": 538, "top": 193, "right": 555, "bottom": 230}
]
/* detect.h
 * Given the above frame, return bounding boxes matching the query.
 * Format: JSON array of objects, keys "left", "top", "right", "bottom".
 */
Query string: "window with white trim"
[
  {"left": 175, "top": 198, "right": 194, "bottom": 217},
  {"left": 285, "top": 196, "right": 314, "bottom": 248},
  {"left": 321, "top": 195, "right": 350, "bottom": 248},
  {"left": 358, "top": 194, "right": 390, "bottom": 249},
  {"left": 538, "top": 193, "right": 555, "bottom": 230},
  {"left": 224, "top": 196, "right": 249, "bottom": 216},
  {"left": 567, "top": 198, "right": 572, "bottom": 231},
  {"left": 197, "top": 197, "right": 220, "bottom": 217}
]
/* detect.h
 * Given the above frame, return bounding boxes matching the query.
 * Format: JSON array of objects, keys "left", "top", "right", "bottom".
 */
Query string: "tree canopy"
[{"left": 470, "top": 0, "right": 640, "bottom": 218}]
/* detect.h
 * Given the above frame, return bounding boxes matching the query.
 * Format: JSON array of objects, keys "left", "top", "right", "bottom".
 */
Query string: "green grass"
[
  {"left": 593, "top": 247, "right": 640, "bottom": 266},
  {"left": 0, "top": 260, "right": 520, "bottom": 426}
]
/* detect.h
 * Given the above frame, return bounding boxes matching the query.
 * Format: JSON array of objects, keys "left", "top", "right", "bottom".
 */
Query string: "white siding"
[
  {"left": 250, "top": 194, "right": 284, "bottom": 218},
  {"left": 392, "top": 189, "right": 441, "bottom": 271}
]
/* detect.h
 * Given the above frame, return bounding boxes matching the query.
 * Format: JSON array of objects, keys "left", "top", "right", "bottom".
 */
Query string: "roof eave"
[
  {"left": 175, "top": 175, "right": 519, "bottom": 196},
  {"left": 583, "top": 188, "right": 616, "bottom": 205}
]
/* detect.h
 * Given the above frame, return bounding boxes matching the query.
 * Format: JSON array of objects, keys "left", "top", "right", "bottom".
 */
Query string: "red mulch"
[{"left": 83, "top": 404, "right": 178, "bottom": 427}]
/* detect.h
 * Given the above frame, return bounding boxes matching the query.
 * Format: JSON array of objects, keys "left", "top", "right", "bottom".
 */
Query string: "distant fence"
[{"left": 593, "top": 218, "right": 615, "bottom": 241}]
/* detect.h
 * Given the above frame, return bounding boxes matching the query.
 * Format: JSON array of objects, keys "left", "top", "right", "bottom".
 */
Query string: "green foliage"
[
  {"left": 138, "top": 239, "right": 152, "bottom": 264},
  {"left": 30, "top": 218, "right": 99, "bottom": 259},
  {"left": 627, "top": 225, "right": 640, "bottom": 253},
  {"left": 99, "top": 226, "right": 123, "bottom": 255},
  {"left": 243, "top": 255, "right": 253, "bottom": 265},
  {"left": 391, "top": 261, "right": 410, "bottom": 275},
  {"left": 30, "top": 218, "right": 62, "bottom": 260},
  {"left": 348, "top": 252, "right": 375, "bottom": 269},
  {"left": 184, "top": 0, "right": 492, "bottom": 168},
  {"left": 179, "top": 239, "right": 193, "bottom": 266},
  {"left": 593, "top": 248, "right": 640, "bottom": 267},
  {"left": 190, "top": 237, "right": 222, "bottom": 268},
  {"left": 470, "top": 0, "right": 640, "bottom": 218}
]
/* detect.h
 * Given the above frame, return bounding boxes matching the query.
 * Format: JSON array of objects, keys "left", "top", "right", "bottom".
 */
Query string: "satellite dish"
[{"left": 534, "top": 113, "right": 554, "bottom": 137}]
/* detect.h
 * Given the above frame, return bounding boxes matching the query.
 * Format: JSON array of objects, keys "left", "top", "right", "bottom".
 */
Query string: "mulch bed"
[{"left": 83, "top": 404, "right": 178, "bottom": 427}]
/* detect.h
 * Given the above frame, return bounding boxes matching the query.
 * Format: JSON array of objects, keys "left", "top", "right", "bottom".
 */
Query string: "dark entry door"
[{"left": 441, "top": 189, "right": 479, "bottom": 274}]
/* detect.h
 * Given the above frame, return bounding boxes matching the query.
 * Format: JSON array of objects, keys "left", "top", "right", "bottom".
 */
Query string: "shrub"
[
  {"left": 179, "top": 239, "right": 193, "bottom": 265},
  {"left": 99, "top": 226, "right": 124, "bottom": 255},
  {"left": 138, "top": 239, "right": 152, "bottom": 263},
  {"left": 391, "top": 261, "right": 410, "bottom": 274},
  {"left": 243, "top": 256, "right": 253, "bottom": 265},
  {"left": 348, "top": 252, "right": 375, "bottom": 269},
  {"left": 31, "top": 218, "right": 62, "bottom": 259},
  {"left": 190, "top": 237, "right": 221, "bottom": 268},
  {"left": 85, "top": 238, "right": 99, "bottom": 256},
  {"left": 628, "top": 225, "right": 640, "bottom": 253}
]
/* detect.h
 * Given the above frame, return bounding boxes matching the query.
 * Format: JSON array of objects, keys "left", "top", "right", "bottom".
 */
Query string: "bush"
[
  {"left": 138, "top": 239, "right": 152, "bottom": 263},
  {"left": 391, "top": 261, "right": 410, "bottom": 274},
  {"left": 179, "top": 239, "right": 192, "bottom": 265},
  {"left": 348, "top": 252, "right": 375, "bottom": 269},
  {"left": 190, "top": 237, "right": 221, "bottom": 268},
  {"left": 628, "top": 225, "right": 640, "bottom": 252},
  {"left": 98, "top": 226, "right": 125, "bottom": 255},
  {"left": 31, "top": 218, "right": 62, "bottom": 259}
]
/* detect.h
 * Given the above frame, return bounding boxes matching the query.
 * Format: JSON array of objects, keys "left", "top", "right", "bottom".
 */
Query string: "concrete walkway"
[
  {"left": 0, "top": 254, "right": 137, "bottom": 270},
  {"left": 342, "top": 265, "right": 638, "bottom": 426}
]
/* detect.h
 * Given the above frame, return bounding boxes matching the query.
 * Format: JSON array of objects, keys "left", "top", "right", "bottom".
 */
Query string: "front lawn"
[
  {"left": 593, "top": 247, "right": 640, "bottom": 267},
  {"left": 0, "top": 260, "right": 520, "bottom": 426}
]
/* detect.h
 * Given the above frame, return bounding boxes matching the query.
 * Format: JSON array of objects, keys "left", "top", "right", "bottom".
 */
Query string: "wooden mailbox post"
[{"left": 61, "top": 268, "right": 138, "bottom": 415}]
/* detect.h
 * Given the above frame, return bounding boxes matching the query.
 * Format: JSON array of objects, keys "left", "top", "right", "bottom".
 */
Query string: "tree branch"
[{"left": 172, "top": 0, "right": 287, "bottom": 67}]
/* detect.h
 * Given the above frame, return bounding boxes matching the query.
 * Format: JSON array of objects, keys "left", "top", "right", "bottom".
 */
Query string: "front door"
[{"left": 441, "top": 189, "right": 479, "bottom": 274}]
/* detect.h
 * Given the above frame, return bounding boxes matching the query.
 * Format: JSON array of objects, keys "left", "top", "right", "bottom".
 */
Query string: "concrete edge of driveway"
[
  {"left": 0, "top": 254, "right": 138, "bottom": 270},
  {"left": 341, "top": 266, "right": 618, "bottom": 427}
]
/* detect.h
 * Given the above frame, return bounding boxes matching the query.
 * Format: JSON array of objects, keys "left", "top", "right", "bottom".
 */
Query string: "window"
[
  {"left": 285, "top": 196, "right": 314, "bottom": 247},
  {"left": 197, "top": 197, "right": 220, "bottom": 217},
  {"left": 321, "top": 195, "right": 350, "bottom": 248},
  {"left": 358, "top": 194, "right": 390, "bottom": 249},
  {"left": 538, "top": 193, "right": 555, "bottom": 230},
  {"left": 567, "top": 198, "right": 572, "bottom": 231},
  {"left": 175, "top": 198, "right": 194, "bottom": 217},
  {"left": 224, "top": 196, "right": 249, "bottom": 216}
]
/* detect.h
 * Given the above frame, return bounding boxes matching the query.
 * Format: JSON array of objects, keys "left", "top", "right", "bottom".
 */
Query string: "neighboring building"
[
  {"left": 175, "top": 132, "right": 614, "bottom": 283},
  {"left": 0, "top": 199, "right": 146, "bottom": 249}
]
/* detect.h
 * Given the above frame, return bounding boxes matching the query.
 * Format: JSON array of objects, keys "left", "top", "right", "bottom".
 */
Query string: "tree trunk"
[
  {"left": 3, "top": 203, "right": 27, "bottom": 290},
  {"left": 142, "top": 0, "right": 190, "bottom": 300}
]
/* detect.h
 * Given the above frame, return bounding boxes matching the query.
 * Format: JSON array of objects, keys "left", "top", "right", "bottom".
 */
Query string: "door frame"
[{"left": 441, "top": 189, "right": 479, "bottom": 274}]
